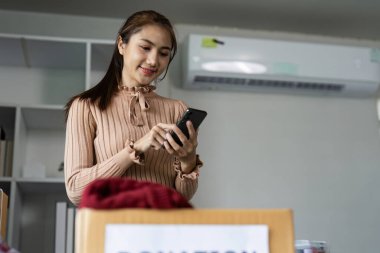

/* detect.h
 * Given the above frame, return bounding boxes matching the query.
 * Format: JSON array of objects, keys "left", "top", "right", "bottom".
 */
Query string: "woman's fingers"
[
  {"left": 153, "top": 122, "right": 198, "bottom": 156},
  {"left": 165, "top": 132, "right": 191, "bottom": 157},
  {"left": 156, "top": 123, "right": 176, "bottom": 132},
  {"left": 169, "top": 127, "right": 189, "bottom": 147},
  {"left": 165, "top": 132, "right": 181, "bottom": 149},
  {"left": 186, "top": 121, "right": 197, "bottom": 140},
  {"left": 162, "top": 140, "right": 173, "bottom": 154},
  {"left": 151, "top": 125, "right": 167, "bottom": 140}
]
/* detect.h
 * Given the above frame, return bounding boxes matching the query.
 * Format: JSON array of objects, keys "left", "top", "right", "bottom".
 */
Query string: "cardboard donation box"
[{"left": 76, "top": 209, "right": 294, "bottom": 253}]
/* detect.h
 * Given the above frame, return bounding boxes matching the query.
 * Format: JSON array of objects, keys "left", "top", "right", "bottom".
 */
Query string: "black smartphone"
[{"left": 171, "top": 108, "right": 207, "bottom": 146}]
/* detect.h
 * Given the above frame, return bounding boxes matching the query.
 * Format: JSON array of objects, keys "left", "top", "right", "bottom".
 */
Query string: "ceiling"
[{"left": 1, "top": 0, "right": 380, "bottom": 41}]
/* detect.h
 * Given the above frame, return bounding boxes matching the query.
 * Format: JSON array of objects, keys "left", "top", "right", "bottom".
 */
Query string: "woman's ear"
[{"left": 117, "top": 36, "right": 124, "bottom": 55}]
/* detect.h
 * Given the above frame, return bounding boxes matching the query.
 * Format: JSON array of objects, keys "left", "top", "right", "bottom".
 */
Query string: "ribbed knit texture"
[{"left": 64, "top": 88, "right": 199, "bottom": 206}]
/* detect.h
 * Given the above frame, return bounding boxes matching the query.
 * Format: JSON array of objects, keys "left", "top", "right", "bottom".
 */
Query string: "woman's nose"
[{"left": 147, "top": 51, "right": 158, "bottom": 66}]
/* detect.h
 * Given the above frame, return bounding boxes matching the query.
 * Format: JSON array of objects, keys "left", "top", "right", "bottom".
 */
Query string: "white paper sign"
[{"left": 105, "top": 224, "right": 269, "bottom": 253}]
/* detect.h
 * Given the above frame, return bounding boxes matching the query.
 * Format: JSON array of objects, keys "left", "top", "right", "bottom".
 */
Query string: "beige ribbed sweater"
[{"left": 64, "top": 87, "right": 200, "bottom": 206}]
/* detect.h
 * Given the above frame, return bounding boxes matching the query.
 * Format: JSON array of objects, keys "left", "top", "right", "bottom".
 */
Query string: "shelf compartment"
[
  {"left": 0, "top": 36, "right": 86, "bottom": 70},
  {"left": 0, "top": 37, "right": 25, "bottom": 67},
  {"left": 0, "top": 106, "right": 16, "bottom": 177},
  {"left": 26, "top": 39, "right": 86, "bottom": 70},
  {"left": 0, "top": 37, "right": 86, "bottom": 105},
  {"left": 15, "top": 180, "right": 71, "bottom": 253},
  {"left": 21, "top": 105, "right": 65, "bottom": 130},
  {"left": 0, "top": 106, "right": 16, "bottom": 140},
  {"left": 16, "top": 179, "right": 65, "bottom": 194},
  {"left": 13, "top": 106, "right": 66, "bottom": 179}
]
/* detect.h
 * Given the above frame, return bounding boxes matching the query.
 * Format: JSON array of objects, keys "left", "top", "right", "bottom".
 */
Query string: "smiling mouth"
[{"left": 140, "top": 66, "right": 157, "bottom": 75}]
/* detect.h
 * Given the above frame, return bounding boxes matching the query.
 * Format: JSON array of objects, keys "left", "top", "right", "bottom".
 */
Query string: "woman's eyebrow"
[{"left": 140, "top": 38, "right": 171, "bottom": 50}]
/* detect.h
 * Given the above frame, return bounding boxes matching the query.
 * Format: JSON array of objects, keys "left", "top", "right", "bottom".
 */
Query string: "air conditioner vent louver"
[
  {"left": 193, "top": 75, "right": 345, "bottom": 93},
  {"left": 194, "top": 76, "right": 246, "bottom": 85},
  {"left": 247, "top": 79, "right": 344, "bottom": 92}
]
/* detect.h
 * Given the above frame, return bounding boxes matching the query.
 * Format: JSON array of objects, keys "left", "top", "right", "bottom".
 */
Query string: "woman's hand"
[
  {"left": 163, "top": 121, "right": 198, "bottom": 173},
  {"left": 134, "top": 121, "right": 198, "bottom": 173},
  {"left": 133, "top": 123, "right": 170, "bottom": 153}
]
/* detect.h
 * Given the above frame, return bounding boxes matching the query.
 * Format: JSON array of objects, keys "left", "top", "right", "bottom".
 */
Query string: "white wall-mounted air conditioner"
[{"left": 182, "top": 34, "right": 380, "bottom": 97}]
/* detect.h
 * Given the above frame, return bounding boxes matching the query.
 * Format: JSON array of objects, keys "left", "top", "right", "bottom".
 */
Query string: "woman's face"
[{"left": 118, "top": 24, "right": 172, "bottom": 87}]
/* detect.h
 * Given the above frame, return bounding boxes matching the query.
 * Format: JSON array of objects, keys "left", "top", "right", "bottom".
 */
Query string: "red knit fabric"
[{"left": 79, "top": 178, "right": 193, "bottom": 209}]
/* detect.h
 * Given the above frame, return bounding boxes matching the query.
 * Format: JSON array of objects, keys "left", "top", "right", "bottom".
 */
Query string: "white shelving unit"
[{"left": 0, "top": 33, "right": 114, "bottom": 252}]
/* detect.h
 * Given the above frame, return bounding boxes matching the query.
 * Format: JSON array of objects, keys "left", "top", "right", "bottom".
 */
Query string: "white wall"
[
  {"left": 170, "top": 24, "right": 380, "bottom": 253},
  {"left": 1, "top": 9, "right": 380, "bottom": 253},
  {"left": 172, "top": 85, "right": 380, "bottom": 253}
]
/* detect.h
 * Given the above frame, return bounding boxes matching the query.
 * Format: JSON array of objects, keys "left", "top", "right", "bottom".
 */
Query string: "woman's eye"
[
  {"left": 140, "top": 46, "right": 150, "bottom": 51},
  {"left": 160, "top": 52, "right": 169, "bottom": 57}
]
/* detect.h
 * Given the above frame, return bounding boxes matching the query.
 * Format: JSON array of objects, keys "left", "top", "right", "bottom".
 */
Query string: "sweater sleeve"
[
  {"left": 172, "top": 100, "right": 202, "bottom": 200},
  {"left": 174, "top": 154, "right": 203, "bottom": 200},
  {"left": 64, "top": 98, "right": 140, "bottom": 205}
]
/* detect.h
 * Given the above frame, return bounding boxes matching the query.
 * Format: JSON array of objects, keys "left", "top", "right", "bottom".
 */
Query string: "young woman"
[{"left": 64, "top": 10, "right": 203, "bottom": 206}]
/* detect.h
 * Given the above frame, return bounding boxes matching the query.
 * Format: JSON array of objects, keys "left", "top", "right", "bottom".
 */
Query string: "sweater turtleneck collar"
[{"left": 118, "top": 84, "right": 156, "bottom": 94}]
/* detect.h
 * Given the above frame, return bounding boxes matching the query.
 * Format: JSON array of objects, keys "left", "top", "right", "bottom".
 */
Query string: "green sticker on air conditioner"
[{"left": 201, "top": 38, "right": 217, "bottom": 48}]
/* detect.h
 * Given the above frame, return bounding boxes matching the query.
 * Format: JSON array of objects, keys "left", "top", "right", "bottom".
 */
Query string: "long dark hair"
[{"left": 65, "top": 10, "right": 177, "bottom": 120}]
